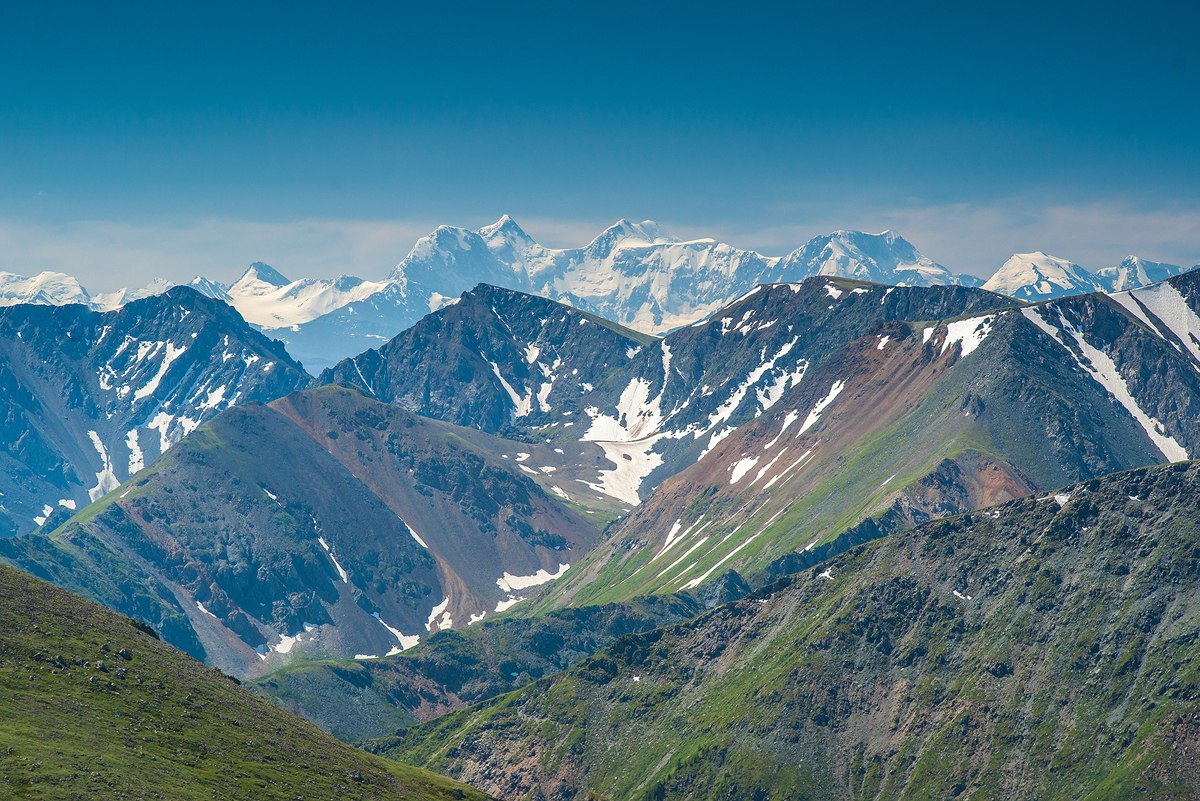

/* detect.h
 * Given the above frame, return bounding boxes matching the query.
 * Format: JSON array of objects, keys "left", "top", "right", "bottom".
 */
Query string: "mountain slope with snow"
[
  {"left": 0, "top": 287, "right": 310, "bottom": 536},
  {"left": 777, "top": 229, "right": 980, "bottom": 287},
  {"left": 0, "top": 271, "right": 92, "bottom": 307},
  {"left": 391, "top": 219, "right": 984, "bottom": 335},
  {"left": 328, "top": 279, "right": 1015, "bottom": 512},
  {"left": 1096, "top": 255, "right": 1187, "bottom": 292},
  {"left": 529, "top": 268, "right": 1200, "bottom": 611}
]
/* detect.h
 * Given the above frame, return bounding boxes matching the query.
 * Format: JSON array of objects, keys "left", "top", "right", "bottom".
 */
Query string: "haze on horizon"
[{"left": 1, "top": 0, "right": 1197, "bottom": 291}]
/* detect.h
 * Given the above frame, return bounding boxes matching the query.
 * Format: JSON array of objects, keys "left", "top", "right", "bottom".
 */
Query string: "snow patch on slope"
[
  {"left": 799, "top": 381, "right": 846, "bottom": 436},
  {"left": 86, "top": 430, "right": 120, "bottom": 502}
]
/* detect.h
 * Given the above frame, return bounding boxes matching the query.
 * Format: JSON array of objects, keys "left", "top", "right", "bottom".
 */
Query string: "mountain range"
[
  {"left": 0, "top": 384, "right": 603, "bottom": 677},
  {"left": 4, "top": 220, "right": 1191, "bottom": 370},
  {"left": 7, "top": 263, "right": 1200, "bottom": 688},
  {"left": 1, "top": 226, "right": 1200, "bottom": 799},
  {"left": 531, "top": 268, "right": 1200, "bottom": 610}
]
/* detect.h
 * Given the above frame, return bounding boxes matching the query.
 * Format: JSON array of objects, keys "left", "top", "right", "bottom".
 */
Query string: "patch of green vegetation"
[{"left": 0, "top": 564, "right": 490, "bottom": 801}]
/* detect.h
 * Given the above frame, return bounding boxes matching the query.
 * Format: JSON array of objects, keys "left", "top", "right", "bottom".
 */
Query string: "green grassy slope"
[
  {"left": 0, "top": 564, "right": 492, "bottom": 801},
  {"left": 383, "top": 462, "right": 1200, "bottom": 801}
]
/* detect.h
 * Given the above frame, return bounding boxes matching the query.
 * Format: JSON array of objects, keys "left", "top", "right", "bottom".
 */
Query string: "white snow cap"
[{"left": 982, "top": 252, "right": 1102, "bottom": 300}]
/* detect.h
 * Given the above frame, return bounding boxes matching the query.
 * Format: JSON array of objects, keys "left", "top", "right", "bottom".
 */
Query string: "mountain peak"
[
  {"left": 478, "top": 214, "right": 536, "bottom": 245},
  {"left": 588, "top": 219, "right": 679, "bottom": 251},
  {"left": 982, "top": 251, "right": 1100, "bottom": 300},
  {"left": 0, "top": 270, "right": 92, "bottom": 307},
  {"left": 187, "top": 275, "right": 231, "bottom": 301},
  {"left": 781, "top": 229, "right": 968, "bottom": 287},
  {"left": 236, "top": 262, "right": 291, "bottom": 288},
  {"left": 1096, "top": 254, "right": 1186, "bottom": 292}
]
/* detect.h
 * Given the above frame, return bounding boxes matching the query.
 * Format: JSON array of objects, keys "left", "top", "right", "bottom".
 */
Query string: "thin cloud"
[{"left": 0, "top": 218, "right": 442, "bottom": 292}]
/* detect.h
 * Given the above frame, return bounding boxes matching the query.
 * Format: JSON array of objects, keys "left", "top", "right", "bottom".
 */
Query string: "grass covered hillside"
[
  {"left": 0, "top": 564, "right": 491, "bottom": 801},
  {"left": 383, "top": 462, "right": 1200, "bottom": 801}
]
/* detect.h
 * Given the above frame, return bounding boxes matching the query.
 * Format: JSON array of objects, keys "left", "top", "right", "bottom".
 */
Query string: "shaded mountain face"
[
  {"left": 326, "top": 279, "right": 1016, "bottom": 509},
  {"left": 320, "top": 283, "right": 657, "bottom": 435},
  {"left": 0, "top": 563, "right": 491, "bottom": 801},
  {"left": 0, "top": 386, "right": 599, "bottom": 678},
  {"left": 537, "top": 270, "right": 1200, "bottom": 610},
  {"left": 249, "top": 593, "right": 703, "bottom": 743},
  {"left": 0, "top": 287, "right": 310, "bottom": 537},
  {"left": 385, "top": 462, "right": 1200, "bottom": 801}
]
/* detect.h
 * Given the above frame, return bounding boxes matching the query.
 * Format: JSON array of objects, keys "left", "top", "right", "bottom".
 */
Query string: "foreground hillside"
[
  {"left": 0, "top": 564, "right": 490, "bottom": 801},
  {"left": 384, "top": 462, "right": 1200, "bottom": 800}
]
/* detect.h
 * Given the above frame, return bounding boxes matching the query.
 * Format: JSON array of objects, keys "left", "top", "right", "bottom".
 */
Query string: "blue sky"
[{"left": 1, "top": 0, "right": 1197, "bottom": 289}]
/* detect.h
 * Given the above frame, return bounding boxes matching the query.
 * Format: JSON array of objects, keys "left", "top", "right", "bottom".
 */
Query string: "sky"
[{"left": 1, "top": 0, "right": 1197, "bottom": 290}]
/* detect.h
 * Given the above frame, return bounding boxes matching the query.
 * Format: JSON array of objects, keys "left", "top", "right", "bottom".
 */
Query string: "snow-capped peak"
[
  {"left": 981, "top": 252, "right": 1103, "bottom": 300},
  {"left": 1095, "top": 255, "right": 1184, "bottom": 293},
  {"left": 187, "top": 276, "right": 232, "bottom": 302},
  {"left": 0, "top": 271, "right": 92, "bottom": 307},
  {"left": 225, "top": 269, "right": 395, "bottom": 329},
  {"left": 586, "top": 219, "right": 680, "bottom": 253},
  {"left": 233, "top": 262, "right": 291, "bottom": 291},
  {"left": 779, "top": 230, "right": 971, "bottom": 287},
  {"left": 478, "top": 215, "right": 540, "bottom": 254},
  {"left": 478, "top": 214, "right": 533, "bottom": 241}
]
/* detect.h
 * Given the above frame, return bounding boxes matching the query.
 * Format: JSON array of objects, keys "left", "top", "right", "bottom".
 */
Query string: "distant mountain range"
[{"left": 3, "top": 219, "right": 1192, "bottom": 370}]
